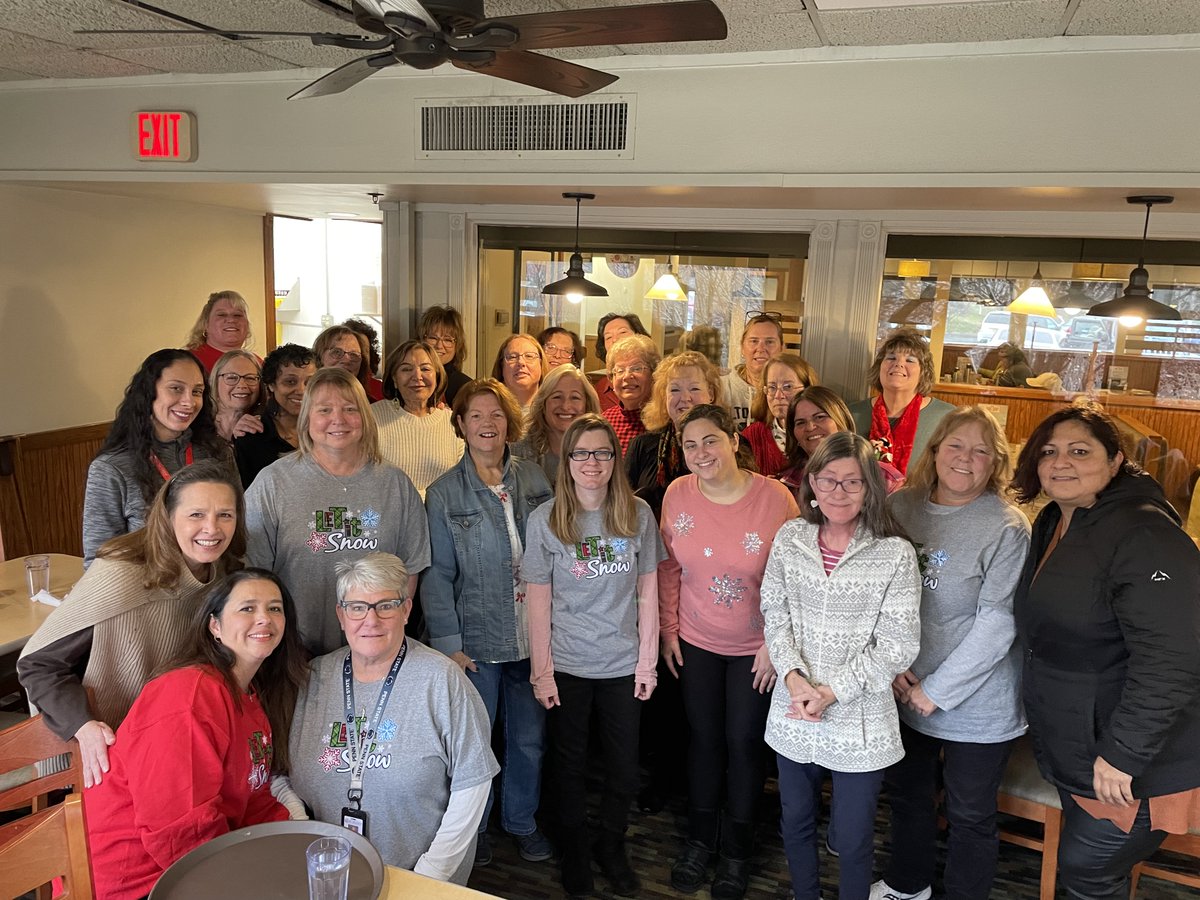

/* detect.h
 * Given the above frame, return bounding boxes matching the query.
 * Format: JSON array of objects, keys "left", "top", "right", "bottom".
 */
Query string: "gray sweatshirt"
[{"left": 888, "top": 489, "right": 1030, "bottom": 743}]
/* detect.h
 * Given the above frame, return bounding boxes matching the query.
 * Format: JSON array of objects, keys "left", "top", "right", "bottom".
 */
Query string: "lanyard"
[
  {"left": 341, "top": 640, "right": 407, "bottom": 809},
  {"left": 149, "top": 443, "right": 193, "bottom": 480}
]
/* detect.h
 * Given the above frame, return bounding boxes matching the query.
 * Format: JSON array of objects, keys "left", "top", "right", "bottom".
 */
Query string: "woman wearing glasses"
[
  {"left": 659, "top": 404, "right": 798, "bottom": 900},
  {"left": 313, "top": 324, "right": 381, "bottom": 402},
  {"left": 721, "top": 312, "right": 786, "bottom": 431},
  {"left": 491, "top": 333, "right": 548, "bottom": 410},
  {"left": 211, "top": 350, "right": 265, "bottom": 442},
  {"left": 602, "top": 334, "right": 661, "bottom": 455},
  {"left": 420, "top": 306, "right": 472, "bottom": 407},
  {"left": 234, "top": 343, "right": 317, "bottom": 488},
  {"left": 290, "top": 553, "right": 499, "bottom": 885},
  {"left": 741, "top": 353, "right": 818, "bottom": 478},
  {"left": 524, "top": 415, "right": 665, "bottom": 897},
  {"left": 513, "top": 364, "right": 601, "bottom": 483},
  {"left": 761, "top": 432, "right": 920, "bottom": 900},
  {"left": 537, "top": 326, "right": 584, "bottom": 369},
  {"left": 423, "top": 379, "right": 555, "bottom": 867}
]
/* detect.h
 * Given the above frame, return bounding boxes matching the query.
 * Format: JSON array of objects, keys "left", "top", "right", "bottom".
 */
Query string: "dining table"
[
  {"left": 0, "top": 553, "right": 84, "bottom": 656},
  {"left": 381, "top": 866, "right": 499, "bottom": 898}
]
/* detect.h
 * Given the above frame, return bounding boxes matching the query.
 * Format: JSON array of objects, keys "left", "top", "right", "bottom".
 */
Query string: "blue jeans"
[
  {"left": 467, "top": 658, "right": 546, "bottom": 836},
  {"left": 778, "top": 755, "right": 884, "bottom": 900}
]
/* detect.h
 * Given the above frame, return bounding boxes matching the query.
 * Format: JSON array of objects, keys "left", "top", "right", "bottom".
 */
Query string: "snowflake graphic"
[
  {"left": 361, "top": 507, "right": 381, "bottom": 529},
  {"left": 305, "top": 530, "right": 330, "bottom": 553},
  {"left": 704, "top": 547, "right": 714, "bottom": 558},
  {"left": 673, "top": 512, "right": 695, "bottom": 536},
  {"left": 318, "top": 747, "right": 341, "bottom": 773},
  {"left": 570, "top": 560, "right": 589, "bottom": 579},
  {"left": 610, "top": 538, "right": 629, "bottom": 555},
  {"left": 743, "top": 532, "right": 763, "bottom": 555},
  {"left": 749, "top": 611, "right": 765, "bottom": 632},
  {"left": 928, "top": 549, "right": 948, "bottom": 568},
  {"left": 709, "top": 573, "right": 747, "bottom": 608},
  {"left": 377, "top": 719, "right": 397, "bottom": 742}
]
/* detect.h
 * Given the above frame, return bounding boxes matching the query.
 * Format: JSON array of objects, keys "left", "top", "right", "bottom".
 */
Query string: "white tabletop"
[{"left": 0, "top": 554, "right": 84, "bottom": 656}]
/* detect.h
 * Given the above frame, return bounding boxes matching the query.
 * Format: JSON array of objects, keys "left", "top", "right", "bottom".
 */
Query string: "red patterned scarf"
[{"left": 869, "top": 394, "right": 924, "bottom": 475}]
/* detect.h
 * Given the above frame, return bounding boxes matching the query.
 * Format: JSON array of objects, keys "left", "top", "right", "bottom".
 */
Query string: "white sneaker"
[{"left": 868, "top": 881, "right": 932, "bottom": 900}]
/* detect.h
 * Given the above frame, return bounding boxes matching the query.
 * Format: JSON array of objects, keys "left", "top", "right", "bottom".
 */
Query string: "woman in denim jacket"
[{"left": 423, "top": 378, "right": 554, "bottom": 867}]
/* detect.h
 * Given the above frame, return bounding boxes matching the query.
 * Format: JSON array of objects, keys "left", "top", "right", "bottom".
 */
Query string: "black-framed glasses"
[
  {"left": 327, "top": 348, "right": 362, "bottom": 363},
  {"left": 745, "top": 309, "right": 784, "bottom": 324},
  {"left": 219, "top": 373, "right": 262, "bottom": 386},
  {"left": 424, "top": 334, "right": 457, "bottom": 347},
  {"left": 338, "top": 598, "right": 405, "bottom": 620},
  {"left": 567, "top": 448, "right": 616, "bottom": 462},
  {"left": 811, "top": 475, "right": 865, "bottom": 494}
]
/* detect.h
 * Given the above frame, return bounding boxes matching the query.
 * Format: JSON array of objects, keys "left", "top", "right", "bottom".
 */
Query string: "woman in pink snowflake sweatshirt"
[{"left": 658, "top": 404, "right": 800, "bottom": 900}]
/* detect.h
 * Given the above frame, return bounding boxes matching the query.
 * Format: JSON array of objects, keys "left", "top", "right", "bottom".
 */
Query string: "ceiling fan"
[{"left": 78, "top": 0, "right": 728, "bottom": 99}]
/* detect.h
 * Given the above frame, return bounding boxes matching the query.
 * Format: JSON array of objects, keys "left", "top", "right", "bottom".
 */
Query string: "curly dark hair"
[
  {"left": 342, "top": 317, "right": 382, "bottom": 374},
  {"left": 99, "top": 349, "right": 226, "bottom": 507},
  {"left": 595, "top": 312, "right": 649, "bottom": 363},
  {"left": 261, "top": 343, "right": 316, "bottom": 417},
  {"left": 1011, "top": 403, "right": 1139, "bottom": 504}
]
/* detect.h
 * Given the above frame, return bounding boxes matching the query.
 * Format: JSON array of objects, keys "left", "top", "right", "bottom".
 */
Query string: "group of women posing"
[{"left": 25, "top": 307, "right": 1200, "bottom": 900}]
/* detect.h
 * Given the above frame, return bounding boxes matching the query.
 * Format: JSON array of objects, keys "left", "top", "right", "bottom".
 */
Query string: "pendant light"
[
  {"left": 542, "top": 192, "right": 608, "bottom": 304},
  {"left": 646, "top": 233, "right": 690, "bottom": 301},
  {"left": 1089, "top": 195, "right": 1181, "bottom": 323},
  {"left": 1008, "top": 262, "right": 1056, "bottom": 317}
]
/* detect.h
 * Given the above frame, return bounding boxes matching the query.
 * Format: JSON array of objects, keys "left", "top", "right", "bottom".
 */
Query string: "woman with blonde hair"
[
  {"left": 211, "top": 349, "right": 265, "bottom": 442},
  {"left": 625, "top": 350, "right": 724, "bottom": 521},
  {"left": 743, "top": 353, "right": 818, "bottom": 477},
  {"left": 513, "top": 363, "right": 601, "bottom": 482},
  {"left": 185, "top": 290, "right": 256, "bottom": 373},
  {"left": 603, "top": 334, "right": 661, "bottom": 455},
  {"left": 245, "top": 367, "right": 429, "bottom": 654},
  {"left": 872, "top": 407, "right": 1029, "bottom": 900},
  {"left": 525, "top": 414, "right": 665, "bottom": 897}
]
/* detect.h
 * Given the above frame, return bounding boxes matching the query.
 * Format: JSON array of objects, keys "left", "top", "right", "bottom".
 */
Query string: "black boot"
[
  {"left": 594, "top": 829, "right": 640, "bottom": 897},
  {"left": 671, "top": 807, "right": 718, "bottom": 893},
  {"left": 559, "top": 824, "right": 593, "bottom": 898},
  {"left": 711, "top": 816, "right": 755, "bottom": 900}
]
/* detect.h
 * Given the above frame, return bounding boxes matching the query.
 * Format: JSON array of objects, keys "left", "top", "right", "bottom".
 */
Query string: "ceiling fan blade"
[
  {"left": 498, "top": 0, "right": 727, "bottom": 51},
  {"left": 356, "top": 0, "right": 439, "bottom": 31},
  {"left": 288, "top": 52, "right": 396, "bottom": 100},
  {"left": 452, "top": 50, "right": 617, "bottom": 98}
]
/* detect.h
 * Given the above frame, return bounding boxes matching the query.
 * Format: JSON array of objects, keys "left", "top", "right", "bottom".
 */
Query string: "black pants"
[
  {"left": 678, "top": 639, "right": 772, "bottom": 823},
  {"left": 884, "top": 722, "right": 1015, "bottom": 899},
  {"left": 1057, "top": 791, "right": 1168, "bottom": 899},
  {"left": 546, "top": 672, "right": 640, "bottom": 833}
]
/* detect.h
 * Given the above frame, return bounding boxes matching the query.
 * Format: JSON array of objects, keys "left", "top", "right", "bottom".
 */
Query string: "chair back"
[{"left": 0, "top": 714, "right": 93, "bottom": 898}]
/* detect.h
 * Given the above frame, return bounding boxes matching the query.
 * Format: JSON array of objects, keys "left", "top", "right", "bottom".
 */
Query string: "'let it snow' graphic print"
[
  {"left": 305, "top": 505, "right": 381, "bottom": 554},
  {"left": 570, "top": 535, "right": 632, "bottom": 580}
]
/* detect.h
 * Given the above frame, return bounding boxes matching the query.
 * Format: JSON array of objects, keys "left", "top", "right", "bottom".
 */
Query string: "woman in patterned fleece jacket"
[{"left": 760, "top": 432, "right": 920, "bottom": 900}]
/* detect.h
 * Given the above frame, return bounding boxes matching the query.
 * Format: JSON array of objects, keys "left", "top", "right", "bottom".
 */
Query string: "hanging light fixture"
[
  {"left": 542, "top": 192, "right": 608, "bottom": 305},
  {"left": 646, "top": 234, "right": 689, "bottom": 301},
  {"left": 1053, "top": 281, "right": 1092, "bottom": 315},
  {"left": 1089, "top": 195, "right": 1181, "bottom": 324},
  {"left": 1008, "top": 262, "right": 1056, "bottom": 317}
]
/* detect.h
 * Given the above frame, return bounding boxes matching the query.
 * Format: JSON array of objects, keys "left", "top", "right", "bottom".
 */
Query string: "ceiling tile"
[
  {"left": 0, "top": 65, "right": 39, "bottom": 81},
  {"left": 134, "top": 0, "right": 354, "bottom": 33},
  {"left": 245, "top": 39, "right": 369, "bottom": 68},
  {"left": 1067, "top": 0, "right": 1200, "bottom": 37},
  {"left": 819, "top": 0, "right": 1064, "bottom": 46},
  {"left": 101, "top": 42, "right": 293, "bottom": 74},
  {"left": 2, "top": 0, "right": 214, "bottom": 49},
  {"left": 0, "top": 28, "right": 164, "bottom": 76},
  {"left": 621, "top": 11, "right": 821, "bottom": 55}
]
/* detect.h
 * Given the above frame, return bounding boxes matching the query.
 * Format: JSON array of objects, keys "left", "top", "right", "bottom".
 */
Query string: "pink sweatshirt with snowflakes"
[{"left": 658, "top": 473, "right": 800, "bottom": 656}]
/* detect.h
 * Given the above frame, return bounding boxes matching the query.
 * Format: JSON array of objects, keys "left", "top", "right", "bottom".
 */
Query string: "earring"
[{"left": 810, "top": 499, "right": 820, "bottom": 509}]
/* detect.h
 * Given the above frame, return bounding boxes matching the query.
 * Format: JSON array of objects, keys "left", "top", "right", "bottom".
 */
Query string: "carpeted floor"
[{"left": 466, "top": 780, "right": 1197, "bottom": 899}]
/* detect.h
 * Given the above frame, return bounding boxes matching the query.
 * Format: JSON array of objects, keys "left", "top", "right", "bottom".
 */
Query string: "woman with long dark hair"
[
  {"left": 85, "top": 568, "right": 309, "bottom": 900},
  {"left": 82, "top": 348, "right": 230, "bottom": 566}
]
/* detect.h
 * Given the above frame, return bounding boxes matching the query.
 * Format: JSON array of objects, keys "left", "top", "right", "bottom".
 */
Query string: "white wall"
[{"left": 0, "top": 184, "right": 265, "bottom": 434}]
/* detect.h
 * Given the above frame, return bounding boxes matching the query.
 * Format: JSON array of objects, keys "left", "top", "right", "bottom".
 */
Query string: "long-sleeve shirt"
[{"left": 658, "top": 473, "right": 799, "bottom": 657}]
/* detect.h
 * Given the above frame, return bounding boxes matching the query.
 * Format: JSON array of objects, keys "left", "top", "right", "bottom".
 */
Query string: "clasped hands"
[
  {"left": 892, "top": 670, "right": 937, "bottom": 717},
  {"left": 783, "top": 670, "right": 836, "bottom": 721}
]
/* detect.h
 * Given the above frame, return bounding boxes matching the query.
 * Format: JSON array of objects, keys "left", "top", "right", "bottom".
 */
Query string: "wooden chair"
[
  {"left": 0, "top": 713, "right": 93, "bottom": 899},
  {"left": 1130, "top": 828, "right": 1200, "bottom": 896},
  {"left": 997, "top": 736, "right": 1063, "bottom": 900}
]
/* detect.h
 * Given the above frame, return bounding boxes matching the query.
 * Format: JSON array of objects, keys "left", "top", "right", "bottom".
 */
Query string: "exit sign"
[{"left": 131, "top": 111, "right": 197, "bottom": 162}]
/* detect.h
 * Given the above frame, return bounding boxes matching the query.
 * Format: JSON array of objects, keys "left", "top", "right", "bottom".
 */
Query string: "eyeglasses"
[
  {"left": 424, "top": 334, "right": 457, "bottom": 347},
  {"left": 811, "top": 475, "right": 865, "bottom": 494},
  {"left": 504, "top": 352, "right": 541, "bottom": 365},
  {"left": 611, "top": 364, "right": 648, "bottom": 378},
  {"left": 543, "top": 344, "right": 574, "bottom": 358},
  {"left": 327, "top": 348, "right": 362, "bottom": 363},
  {"left": 567, "top": 448, "right": 616, "bottom": 462},
  {"left": 745, "top": 310, "right": 784, "bottom": 324},
  {"left": 219, "top": 373, "right": 261, "bottom": 386},
  {"left": 338, "top": 598, "right": 405, "bottom": 620},
  {"left": 763, "top": 381, "right": 800, "bottom": 396}
]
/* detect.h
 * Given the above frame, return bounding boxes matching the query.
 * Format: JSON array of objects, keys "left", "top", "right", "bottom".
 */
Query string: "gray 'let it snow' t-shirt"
[{"left": 522, "top": 499, "right": 665, "bottom": 680}]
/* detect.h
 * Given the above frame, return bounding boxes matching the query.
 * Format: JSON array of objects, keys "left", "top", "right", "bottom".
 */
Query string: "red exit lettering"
[{"left": 132, "top": 111, "right": 195, "bottom": 162}]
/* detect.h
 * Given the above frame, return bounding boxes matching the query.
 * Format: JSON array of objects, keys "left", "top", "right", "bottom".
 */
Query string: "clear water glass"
[{"left": 306, "top": 836, "right": 351, "bottom": 900}]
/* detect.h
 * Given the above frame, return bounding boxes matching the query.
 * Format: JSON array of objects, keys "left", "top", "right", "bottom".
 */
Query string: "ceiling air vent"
[{"left": 416, "top": 95, "right": 634, "bottom": 160}]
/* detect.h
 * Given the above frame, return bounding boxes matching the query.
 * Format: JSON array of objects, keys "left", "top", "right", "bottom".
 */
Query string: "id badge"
[{"left": 342, "top": 807, "right": 368, "bottom": 838}]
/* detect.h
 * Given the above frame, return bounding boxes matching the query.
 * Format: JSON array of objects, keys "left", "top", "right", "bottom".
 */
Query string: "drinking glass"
[{"left": 306, "top": 836, "right": 351, "bottom": 900}]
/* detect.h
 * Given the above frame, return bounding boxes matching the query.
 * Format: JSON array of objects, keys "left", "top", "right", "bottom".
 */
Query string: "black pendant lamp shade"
[
  {"left": 542, "top": 192, "right": 609, "bottom": 299},
  {"left": 1089, "top": 195, "right": 1182, "bottom": 321}
]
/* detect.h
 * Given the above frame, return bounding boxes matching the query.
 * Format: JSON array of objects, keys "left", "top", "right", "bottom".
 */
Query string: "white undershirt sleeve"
[{"left": 412, "top": 780, "right": 491, "bottom": 881}]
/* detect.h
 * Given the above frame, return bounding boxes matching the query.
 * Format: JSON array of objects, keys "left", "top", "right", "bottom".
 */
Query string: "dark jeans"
[
  {"left": 1057, "top": 791, "right": 1168, "bottom": 899},
  {"left": 547, "top": 672, "right": 641, "bottom": 833},
  {"left": 883, "top": 723, "right": 1014, "bottom": 899},
  {"left": 679, "top": 639, "right": 772, "bottom": 823},
  {"left": 640, "top": 655, "right": 688, "bottom": 797},
  {"left": 778, "top": 755, "right": 884, "bottom": 900}
]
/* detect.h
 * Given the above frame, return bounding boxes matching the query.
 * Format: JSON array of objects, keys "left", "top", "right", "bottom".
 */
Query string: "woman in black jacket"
[{"left": 1012, "top": 404, "right": 1200, "bottom": 899}]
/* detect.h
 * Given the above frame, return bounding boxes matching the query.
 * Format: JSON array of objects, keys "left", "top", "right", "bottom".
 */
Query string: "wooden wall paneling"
[
  {"left": 15, "top": 424, "right": 110, "bottom": 557},
  {"left": 0, "top": 437, "right": 32, "bottom": 560}
]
